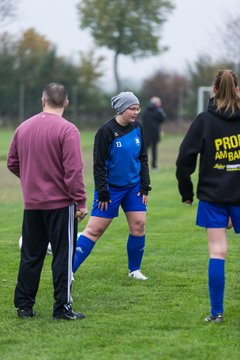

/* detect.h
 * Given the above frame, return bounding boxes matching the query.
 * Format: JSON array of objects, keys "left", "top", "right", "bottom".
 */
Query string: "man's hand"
[{"left": 76, "top": 207, "right": 88, "bottom": 222}]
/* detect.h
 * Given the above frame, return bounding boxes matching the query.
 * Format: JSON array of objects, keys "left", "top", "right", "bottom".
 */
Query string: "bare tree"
[
  {"left": 218, "top": 14, "right": 240, "bottom": 74},
  {"left": 0, "top": 0, "right": 18, "bottom": 27}
]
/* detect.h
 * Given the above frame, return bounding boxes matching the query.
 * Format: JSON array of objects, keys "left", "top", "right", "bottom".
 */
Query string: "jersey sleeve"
[{"left": 93, "top": 127, "right": 111, "bottom": 201}]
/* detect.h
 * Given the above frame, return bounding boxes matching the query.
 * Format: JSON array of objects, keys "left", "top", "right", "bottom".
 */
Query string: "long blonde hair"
[{"left": 213, "top": 70, "right": 240, "bottom": 115}]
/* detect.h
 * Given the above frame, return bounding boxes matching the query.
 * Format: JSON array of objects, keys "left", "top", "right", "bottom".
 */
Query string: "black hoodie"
[
  {"left": 142, "top": 102, "right": 166, "bottom": 144},
  {"left": 176, "top": 97, "right": 240, "bottom": 204}
]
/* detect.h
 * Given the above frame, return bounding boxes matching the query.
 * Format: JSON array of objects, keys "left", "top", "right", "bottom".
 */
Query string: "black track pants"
[{"left": 14, "top": 204, "right": 77, "bottom": 314}]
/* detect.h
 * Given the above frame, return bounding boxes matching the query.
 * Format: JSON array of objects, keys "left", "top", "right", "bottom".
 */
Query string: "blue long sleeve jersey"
[{"left": 93, "top": 117, "right": 151, "bottom": 202}]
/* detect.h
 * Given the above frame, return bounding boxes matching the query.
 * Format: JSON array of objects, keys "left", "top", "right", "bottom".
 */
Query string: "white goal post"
[{"left": 197, "top": 86, "right": 213, "bottom": 114}]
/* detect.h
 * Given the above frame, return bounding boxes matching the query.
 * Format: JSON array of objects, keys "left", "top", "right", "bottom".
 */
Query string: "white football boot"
[{"left": 128, "top": 270, "right": 148, "bottom": 280}]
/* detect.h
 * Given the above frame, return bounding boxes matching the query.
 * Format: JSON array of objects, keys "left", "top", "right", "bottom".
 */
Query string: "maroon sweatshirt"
[{"left": 7, "top": 111, "right": 87, "bottom": 210}]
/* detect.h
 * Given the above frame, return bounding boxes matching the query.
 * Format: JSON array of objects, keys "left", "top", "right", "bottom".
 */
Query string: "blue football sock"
[
  {"left": 73, "top": 234, "right": 95, "bottom": 273},
  {"left": 208, "top": 258, "right": 225, "bottom": 317},
  {"left": 127, "top": 234, "right": 145, "bottom": 272}
]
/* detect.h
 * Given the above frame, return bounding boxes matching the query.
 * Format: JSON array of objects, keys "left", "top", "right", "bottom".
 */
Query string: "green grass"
[
  {"left": 0, "top": 130, "right": 240, "bottom": 360},
  {"left": 0, "top": 129, "right": 13, "bottom": 160}
]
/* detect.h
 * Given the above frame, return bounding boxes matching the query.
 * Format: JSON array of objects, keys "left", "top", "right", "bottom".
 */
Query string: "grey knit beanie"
[{"left": 111, "top": 91, "right": 140, "bottom": 114}]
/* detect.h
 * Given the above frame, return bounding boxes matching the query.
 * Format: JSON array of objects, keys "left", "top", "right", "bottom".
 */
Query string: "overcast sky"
[{"left": 4, "top": 0, "right": 240, "bottom": 89}]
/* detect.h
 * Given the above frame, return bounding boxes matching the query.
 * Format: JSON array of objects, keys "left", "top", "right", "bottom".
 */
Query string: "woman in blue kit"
[
  {"left": 74, "top": 91, "right": 151, "bottom": 280},
  {"left": 176, "top": 70, "right": 240, "bottom": 322}
]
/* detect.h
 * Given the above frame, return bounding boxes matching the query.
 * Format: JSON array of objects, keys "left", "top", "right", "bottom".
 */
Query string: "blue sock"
[
  {"left": 208, "top": 258, "right": 225, "bottom": 317},
  {"left": 127, "top": 234, "right": 145, "bottom": 272},
  {"left": 73, "top": 234, "right": 95, "bottom": 273}
]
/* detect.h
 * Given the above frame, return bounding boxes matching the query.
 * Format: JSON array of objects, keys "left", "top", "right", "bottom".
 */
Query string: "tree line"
[
  {"left": 1, "top": 0, "right": 239, "bottom": 128},
  {"left": 0, "top": 27, "right": 236, "bottom": 128}
]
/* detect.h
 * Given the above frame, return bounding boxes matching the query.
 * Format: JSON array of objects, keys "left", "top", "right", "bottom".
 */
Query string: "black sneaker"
[
  {"left": 17, "top": 308, "right": 36, "bottom": 318},
  {"left": 53, "top": 305, "right": 85, "bottom": 320},
  {"left": 204, "top": 313, "right": 223, "bottom": 323}
]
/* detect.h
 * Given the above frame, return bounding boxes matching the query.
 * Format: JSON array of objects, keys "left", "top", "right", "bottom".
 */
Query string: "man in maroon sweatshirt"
[{"left": 7, "top": 83, "right": 88, "bottom": 320}]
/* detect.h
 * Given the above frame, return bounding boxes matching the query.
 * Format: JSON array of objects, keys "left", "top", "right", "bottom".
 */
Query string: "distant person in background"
[
  {"left": 7, "top": 83, "right": 88, "bottom": 320},
  {"left": 142, "top": 96, "right": 166, "bottom": 169},
  {"left": 176, "top": 70, "right": 240, "bottom": 323},
  {"left": 73, "top": 91, "right": 151, "bottom": 280}
]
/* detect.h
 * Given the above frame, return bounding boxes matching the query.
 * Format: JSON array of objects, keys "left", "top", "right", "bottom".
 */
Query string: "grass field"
[{"left": 0, "top": 129, "right": 240, "bottom": 360}]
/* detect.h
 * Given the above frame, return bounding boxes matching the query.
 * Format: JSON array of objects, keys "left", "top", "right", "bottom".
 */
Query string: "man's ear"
[
  {"left": 64, "top": 99, "right": 69, "bottom": 108},
  {"left": 41, "top": 97, "right": 46, "bottom": 108}
]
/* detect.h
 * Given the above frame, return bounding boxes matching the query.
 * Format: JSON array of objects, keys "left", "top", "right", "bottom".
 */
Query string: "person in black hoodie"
[
  {"left": 176, "top": 70, "right": 240, "bottom": 323},
  {"left": 142, "top": 97, "right": 166, "bottom": 169}
]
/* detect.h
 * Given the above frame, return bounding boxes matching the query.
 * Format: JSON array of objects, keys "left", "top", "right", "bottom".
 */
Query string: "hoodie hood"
[
  {"left": 208, "top": 97, "right": 240, "bottom": 121},
  {"left": 146, "top": 102, "right": 158, "bottom": 111}
]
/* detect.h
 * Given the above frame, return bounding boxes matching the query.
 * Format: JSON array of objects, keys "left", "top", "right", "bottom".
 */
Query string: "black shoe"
[
  {"left": 53, "top": 305, "right": 86, "bottom": 320},
  {"left": 204, "top": 313, "right": 223, "bottom": 323},
  {"left": 17, "top": 308, "right": 36, "bottom": 318}
]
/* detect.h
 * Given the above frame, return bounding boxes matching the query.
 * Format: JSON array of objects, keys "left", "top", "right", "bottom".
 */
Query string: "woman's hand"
[
  {"left": 184, "top": 200, "right": 192, "bottom": 206},
  {"left": 97, "top": 200, "right": 111, "bottom": 211},
  {"left": 138, "top": 192, "right": 148, "bottom": 205}
]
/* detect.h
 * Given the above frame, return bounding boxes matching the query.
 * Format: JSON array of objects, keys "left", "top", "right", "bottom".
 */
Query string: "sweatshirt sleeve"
[
  {"left": 62, "top": 126, "right": 87, "bottom": 207},
  {"left": 156, "top": 107, "right": 166, "bottom": 123},
  {"left": 176, "top": 116, "right": 204, "bottom": 202},
  {"left": 138, "top": 124, "right": 151, "bottom": 195},
  {"left": 7, "top": 131, "right": 20, "bottom": 178}
]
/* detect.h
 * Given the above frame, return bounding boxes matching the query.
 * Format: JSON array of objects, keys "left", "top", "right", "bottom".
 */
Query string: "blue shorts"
[
  {"left": 91, "top": 183, "right": 147, "bottom": 219},
  {"left": 196, "top": 200, "right": 240, "bottom": 233}
]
